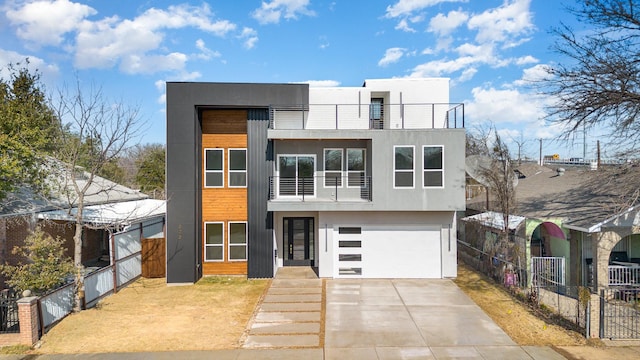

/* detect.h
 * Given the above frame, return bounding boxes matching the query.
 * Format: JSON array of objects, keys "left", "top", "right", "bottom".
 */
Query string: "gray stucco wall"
[
  {"left": 166, "top": 82, "right": 308, "bottom": 283},
  {"left": 268, "top": 129, "right": 466, "bottom": 212}
]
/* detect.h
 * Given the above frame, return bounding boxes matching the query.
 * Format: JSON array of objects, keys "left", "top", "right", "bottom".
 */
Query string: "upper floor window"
[
  {"left": 394, "top": 146, "right": 414, "bottom": 188},
  {"left": 423, "top": 146, "right": 444, "bottom": 188},
  {"left": 324, "top": 149, "right": 343, "bottom": 187},
  {"left": 228, "top": 149, "right": 247, "bottom": 187},
  {"left": 205, "top": 149, "right": 223, "bottom": 188},
  {"left": 370, "top": 98, "right": 384, "bottom": 129},
  {"left": 347, "top": 149, "right": 366, "bottom": 187}
]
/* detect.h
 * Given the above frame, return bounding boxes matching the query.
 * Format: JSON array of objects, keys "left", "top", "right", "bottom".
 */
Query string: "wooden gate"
[{"left": 142, "top": 237, "right": 165, "bottom": 278}]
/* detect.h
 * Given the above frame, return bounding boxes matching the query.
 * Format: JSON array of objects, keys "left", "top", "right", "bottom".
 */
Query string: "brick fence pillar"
[
  {"left": 17, "top": 296, "right": 39, "bottom": 346},
  {"left": 588, "top": 293, "right": 600, "bottom": 338}
]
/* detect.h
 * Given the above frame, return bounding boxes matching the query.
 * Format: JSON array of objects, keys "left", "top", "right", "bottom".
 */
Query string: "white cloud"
[
  {"left": 5, "top": 0, "right": 96, "bottom": 47},
  {"left": 385, "top": 0, "right": 461, "bottom": 18},
  {"left": 120, "top": 52, "right": 188, "bottom": 74},
  {"left": 466, "top": 86, "right": 545, "bottom": 125},
  {"left": 239, "top": 27, "right": 259, "bottom": 49},
  {"left": 71, "top": 4, "right": 236, "bottom": 73},
  {"left": 467, "top": 0, "right": 535, "bottom": 44},
  {"left": 410, "top": 56, "right": 476, "bottom": 77},
  {"left": 252, "top": 0, "right": 315, "bottom": 25},
  {"left": 515, "top": 55, "right": 538, "bottom": 65},
  {"left": 428, "top": 9, "right": 468, "bottom": 36},
  {"left": 395, "top": 19, "right": 416, "bottom": 33},
  {"left": 456, "top": 67, "right": 477, "bottom": 83},
  {"left": 378, "top": 47, "right": 407, "bottom": 67},
  {"left": 300, "top": 80, "right": 341, "bottom": 87},
  {"left": 194, "top": 39, "right": 222, "bottom": 60}
]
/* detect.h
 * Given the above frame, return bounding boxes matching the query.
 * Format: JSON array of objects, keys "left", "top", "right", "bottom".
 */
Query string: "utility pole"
[{"left": 539, "top": 139, "right": 542, "bottom": 165}]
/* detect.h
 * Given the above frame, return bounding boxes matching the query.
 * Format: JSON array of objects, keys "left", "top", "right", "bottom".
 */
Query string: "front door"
[{"left": 283, "top": 217, "right": 314, "bottom": 266}]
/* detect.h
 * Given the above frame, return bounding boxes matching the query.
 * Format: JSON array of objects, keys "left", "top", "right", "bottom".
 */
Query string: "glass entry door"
[{"left": 283, "top": 217, "right": 314, "bottom": 266}]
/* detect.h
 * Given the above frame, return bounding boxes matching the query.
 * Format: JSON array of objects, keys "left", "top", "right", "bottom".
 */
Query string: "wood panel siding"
[
  {"left": 202, "top": 110, "right": 248, "bottom": 134},
  {"left": 202, "top": 261, "right": 247, "bottom": 275},
  {"left": 201, "top": 113, "right": 248, "bottom": 275}
]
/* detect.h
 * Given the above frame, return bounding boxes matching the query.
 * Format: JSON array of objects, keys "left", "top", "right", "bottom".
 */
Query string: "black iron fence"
[
  {"left": 600, "top": 287, "right": 640, "bottom": 340},
  {"left": 0, "top": 289, "right": 20, "bottom": 334}
]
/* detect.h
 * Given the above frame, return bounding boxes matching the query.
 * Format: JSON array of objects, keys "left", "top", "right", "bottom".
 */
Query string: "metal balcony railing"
[
  {"left": 269, "top": 103, "right": 464, "bottom": 130},
  {"left": 268, "top": 175, "right": 372, "bottom": 202}
]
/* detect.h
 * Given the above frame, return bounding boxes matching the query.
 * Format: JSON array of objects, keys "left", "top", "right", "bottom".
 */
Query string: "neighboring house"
[
  {"left": 165, "top": 78, "right": 466, "bottom": 283},
  {"left": 465, "top": 162, "right": 640, "bottom": 292},
  {"left": 0, "top": 160, "right": 165, "bottom": 282}
]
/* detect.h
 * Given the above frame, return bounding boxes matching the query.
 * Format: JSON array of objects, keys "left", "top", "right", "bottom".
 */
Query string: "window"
[
  {"left": 324, "top": 149, "right": 343, "bottom": 187},
  {"left": 228, "top": 222, "right": 247, "bottom": 261},
  {"left": 347, "top": 149, "right": 366, "bottom": 187},
  {"left": 394, "top": 146, "right": 414, "bottom": 188},
  {"left": 228, "top": 149, "right": 247, "bottom": 187},
  {"left": 370, "top": 98, "right": 384, "bottom": 129},
  {"left": 204, "top": 222, "right": 223, "bottom": 261},
  {"left": 204, "top": 149, "right": 223, "bottom": 187},
  {"left": 423, "top": 146, "right": 444, "bottom": 187},
  {"left": 278, "top": 155, "right": 315, "bottom": 197}
]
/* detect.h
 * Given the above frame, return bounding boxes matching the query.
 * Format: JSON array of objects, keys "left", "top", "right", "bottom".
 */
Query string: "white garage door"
[{"left": 334, "top": 225, "right": 442, "bottom": 278}]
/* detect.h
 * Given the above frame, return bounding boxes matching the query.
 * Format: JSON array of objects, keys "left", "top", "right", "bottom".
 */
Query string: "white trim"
[
  {"left": 422, "top": 145, "right": 444, "bottom": 189},
  {"left": 204, "top": 148, "right": 224, "bottom": 188},
  {"left": 204, "top": 221, "right": 224, "bottom": 262},
  {"left": 228, "top": 148, "right": 247, "bottom": 188},
  {"left": 393, "top": 145, "right": 415, "bottom": 189},
  {"left": 228, "top": 221, "right": 247, "bottom": 261},
  {"left": 347, "top": 148, "right": 366, "bottom": 188},
  {"left": 323, "top": 148, "right": 343, "bottom": 188}
]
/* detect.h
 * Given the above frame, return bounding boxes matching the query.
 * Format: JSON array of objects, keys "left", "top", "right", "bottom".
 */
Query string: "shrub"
[{"left": 0, "top": 227, "right": 74, "bottom": 295}]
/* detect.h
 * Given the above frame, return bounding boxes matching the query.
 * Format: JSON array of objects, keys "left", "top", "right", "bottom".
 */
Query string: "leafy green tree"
[
  {"left": 135, "top": 144, "right": 165, "bottom": 197},
  {"left": 0, "top": 228, "right": 74, "bottom": 295},
  {"left": 0, "top": 61, "right": 60, "bottom": 200}
]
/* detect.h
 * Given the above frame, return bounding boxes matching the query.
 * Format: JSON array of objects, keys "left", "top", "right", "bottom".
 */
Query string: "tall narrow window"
[
  {"left": 347, "top": 149, "right": 366, "bottom": 187},
  {"left": 370, "top": 98, "right": 384, "bottom": 129},
  {"left": 394, "top": 146, "right": 414, "bottom": 188},
  {"left": 205, "top": 149, "right": 223, "bottom": 188},
  {"left": 324, "top": 149, "right": 343, "bottom": 187},
  {"left": 423, "top": 146, "right": 444, "bottom": 187},
  {"left": 229, "top": 149, "right": 247, "bottom": 187},
  {"left": 228, "top": 222, "right": 247, "bottom": 261},
  {"left": 204, "top": 222, "right": 223, "bottom": 261}
]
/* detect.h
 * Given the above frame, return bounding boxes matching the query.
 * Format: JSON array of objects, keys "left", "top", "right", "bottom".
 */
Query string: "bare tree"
[
  {"left": 544, "top": 0, "right": 640, "bottom": 153},
  {"left": 50, "top": 81, "right": 143, "bottom": 311},
  {"left": 467, "top": 129, "right": 518, "bottom": 273}
]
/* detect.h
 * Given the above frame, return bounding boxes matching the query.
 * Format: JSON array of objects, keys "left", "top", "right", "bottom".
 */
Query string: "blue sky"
[{"left": 0, "top": 0, "right": 604, "bottom": 159}]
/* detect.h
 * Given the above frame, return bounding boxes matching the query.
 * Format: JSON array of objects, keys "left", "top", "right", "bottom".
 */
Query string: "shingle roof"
[
  {"left": 0, "top": 159, "right": 147, "bottom": 217},
  {"left": 467, "top": 162, "right": 640, "bottom": 231}
]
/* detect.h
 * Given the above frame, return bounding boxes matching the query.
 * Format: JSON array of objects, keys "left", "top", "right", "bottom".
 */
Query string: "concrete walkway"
[{"left": 243, "top": 267, "right": 324, "bottom": 349}]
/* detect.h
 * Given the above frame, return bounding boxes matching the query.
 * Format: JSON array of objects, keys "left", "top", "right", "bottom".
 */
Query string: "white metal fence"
[
  {"left": 38, "top": 218, "right": 163, "bottom": 331},
  {"left": 531, "top": 256, "right": 565, "bottom": 287}
]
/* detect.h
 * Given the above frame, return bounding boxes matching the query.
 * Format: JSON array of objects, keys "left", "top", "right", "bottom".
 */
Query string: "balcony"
[
  {"left": 268, "top": 175, "right": 372, "bottom": 202},
  {"left": 269, "top": 103, "right": 464, "bottom": 130}
]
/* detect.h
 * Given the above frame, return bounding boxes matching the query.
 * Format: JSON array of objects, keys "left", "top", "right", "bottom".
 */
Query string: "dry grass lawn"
[
  {"left": 454, "top": 263, "right": 587, "bottom": 346},
  {"left": 33, "top": 277, "right": 269, "bottom": 354}
]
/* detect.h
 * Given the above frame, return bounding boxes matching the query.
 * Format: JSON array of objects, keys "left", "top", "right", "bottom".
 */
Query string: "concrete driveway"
[
  {"left": 323, "top": 278, "right": 563, "bottom": 359},
  {"left": 243, "top": 267, "right": 565, "bottom": 359}
]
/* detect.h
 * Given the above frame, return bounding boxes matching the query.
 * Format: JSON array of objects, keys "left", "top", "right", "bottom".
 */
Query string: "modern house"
[{"left": 165, "top": 78, "right": 466, "bottom": 283}]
